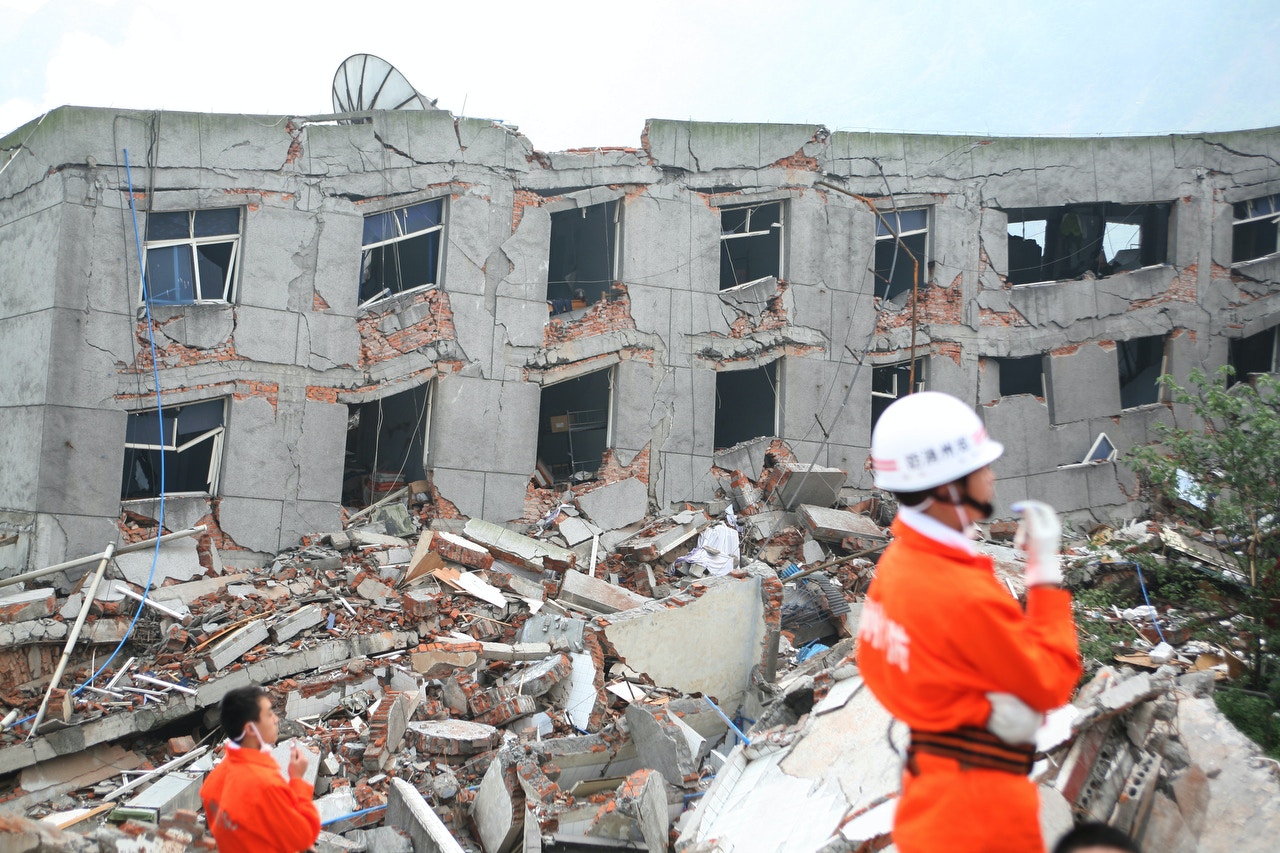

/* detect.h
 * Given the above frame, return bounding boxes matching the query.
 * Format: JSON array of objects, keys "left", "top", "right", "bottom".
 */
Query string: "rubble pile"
[{"left": 0, "top": 457, "right": 1276, "bottom": 852}]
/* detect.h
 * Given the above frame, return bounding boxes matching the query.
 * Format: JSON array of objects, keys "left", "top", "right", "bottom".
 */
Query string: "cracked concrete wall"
[{"left": 1, "top": 105, "right": 1277, "bottom": 566}]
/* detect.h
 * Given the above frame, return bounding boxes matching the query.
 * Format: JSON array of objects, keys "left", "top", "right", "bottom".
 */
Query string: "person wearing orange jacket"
[
  {"left": 200, "top": 685, "right": 321, "bottom": 853},
  {"left": 856, "top": 391, "right": 1082, "bottom": 853}
]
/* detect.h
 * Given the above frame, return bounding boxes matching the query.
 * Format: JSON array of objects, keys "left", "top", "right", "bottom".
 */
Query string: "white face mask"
[{"left": 234, "top": 720, "right": 272, "bottom": 752}]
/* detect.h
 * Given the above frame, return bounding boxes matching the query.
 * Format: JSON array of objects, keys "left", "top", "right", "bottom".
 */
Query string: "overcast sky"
[{"left": 2, "top": 0, "right": 1277, "bottom": 152}]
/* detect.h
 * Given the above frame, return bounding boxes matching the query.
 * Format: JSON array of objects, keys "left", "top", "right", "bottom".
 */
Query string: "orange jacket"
[
  {"left": 857, "top": 519, "right": 1080, "bottom": 730},
  {"left": 200, "top": 744, "right": 321, "bottom": 853},
  {"left": 856, "top": 518, "right": 1081, "bottom": 852}
]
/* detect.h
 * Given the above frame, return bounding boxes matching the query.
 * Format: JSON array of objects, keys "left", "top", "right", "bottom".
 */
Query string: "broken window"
[
  {"left": 536, "top": 369, "right": 613, "bottom": 483},
  {"left": 1232, "top": 194, "right": 1280, "bottom": 264},
  {"left": 871, "top": 359, "right": 926, "bottom": 432},
  {"left": 121, "top": 399, "right": 226, "bottom": 499},
  {"left": 1117, "top": 335, "right": 1167, "bottom": 409},
  {"left": 360, "top": 198, "right": 444, "bottom": 305},
  {"left": 1004, "top": 202, "right": 1170, "bottom": 285},
  {"left": 873, "top": 208, "right": 929, "bottom": 301},
  {"left": 548, "top": 201, "right": 619, "bottom": 316},
  {"left": 715, "top": 361, "right": 779, "bottom": 449},
  {"left": 1229, "top": 325, "right": 1279, "bottom": 383},
  {"left": 344, "top": 383, "right": 432, "bottom": 506},
  {"left": 996, "top": 355, "right": 1044, "bottom": 398},
  {"left": 143, "top": 209, "right": 241, "bottom": 304},
  {"left": 720, "top": 201, "right": 783, "bottom": 290}
]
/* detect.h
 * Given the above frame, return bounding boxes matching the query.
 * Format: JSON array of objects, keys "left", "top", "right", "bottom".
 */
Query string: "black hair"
[
  {"left": 1053, "top": 822, "right": 1141, "bottom": 853},
  {"left": 220, "top": 685, "right": 267, "bottom": 742}
]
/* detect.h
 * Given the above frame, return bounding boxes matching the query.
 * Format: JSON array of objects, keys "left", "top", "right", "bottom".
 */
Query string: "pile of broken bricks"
[{"left": 0, "top": 452, "right": 1276, "bottom": 852}]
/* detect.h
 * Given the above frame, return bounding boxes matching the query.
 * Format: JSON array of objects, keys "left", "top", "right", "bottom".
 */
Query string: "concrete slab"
[
  {"left": 558, "top": 570, "right": 649, "bottom": 614},
  {"left": 0, "top": 587, "right": 55, "bottom": 623},
  {"left": 203, "top": 620, "right": 270, "bottom": 672},
  {"left": 797, "top": 505, "right": 888, "bottom": 543},
  {"left": 600, "top": 576, "right": 767, "bottom": 713},
  {"left": 114, "top": 536, "right": 203, "bottom": 588},
  {"left": 270, "top": 603, "right": 325, "bottom": 644},
  {"left": 625, "top": 704, "right": 706, "bottom": 788},
  {"left": 464, "top": 518, "right": 577, "bottom": 571},
  {"left": 122, "top": 771, "right": 202, "bottom": 818},
  {"left": 774, "top": 463, "right": 845, "bottom": 510},
  {"left": 474, "top": 759, "right": 522, "bottom": 853},
  {"left": 519, "top": 613, "right": 586, "bottom": 653},
  {"left": 576, "top": 477, "right": 649, "bottom": 531},
  {"left": 387, "top": 777, "right": 465, "bottom": 853},
  {"left": 556, "top": 516, "right": 597, "bottom": 547}
]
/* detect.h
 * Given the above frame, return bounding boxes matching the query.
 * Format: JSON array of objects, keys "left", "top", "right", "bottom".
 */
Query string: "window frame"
[
  {"left": 141, "top": 209, "right": 243, "bottom": 305},
  {"left": 1117, "top": 335, "right": 1169, "bottom": 410},
  {"left": 871, "top": 358, "right": 927, "bottom": 432},
  {"left": 1231, "top": 193, "right": 1280, "bottom": 265},
  {"left": 718, "top": 200, "right": 785, "bottom": 291},
  {"left": 121, "top": 398, "right": 227, "bottom": 499},
  {"left": 1002, "top": 201, "right": 1171, "bottom": 286},
  {"left": 359, "top": 197, "right": 447, "bottom": 307},
  {"left": 873, "top": 207, "right": 930, "bottom": 302}
]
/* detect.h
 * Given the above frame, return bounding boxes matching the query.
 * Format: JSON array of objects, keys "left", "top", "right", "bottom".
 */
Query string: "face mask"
[{"left": 233, "top": 720, "right": 271, "bottom": 752}]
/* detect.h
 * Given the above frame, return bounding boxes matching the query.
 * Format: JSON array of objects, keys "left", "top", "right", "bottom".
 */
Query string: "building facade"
[{"left": 1, "top": 107, "right": 1277, "bottom": 570}]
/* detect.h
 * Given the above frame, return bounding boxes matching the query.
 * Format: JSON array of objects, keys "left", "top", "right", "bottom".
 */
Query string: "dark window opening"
[
  {"left": 548, "top": 201, "right": 619, "bottom": 316},
  {"left": 121, "top": 399, "right": 225, "bottom": 499},
  {"left": 360, "top": 199, "right": 444, "bottom": 305},
  {"left": 1004, "top": 202, "right": 1170, "bottom": 285},
  {"left": 715, "top": 361, "right": 778, "bottom": 449},
  {"left": 1232, "top": 194, "right": 1280, "bottom": 263},
  {"left": 873, "top": 208, "right": 928, "bottom": 301},
  {"left": 996, "top": 355, "right": 1044, "bottom": 398},
  {"left": 1118, "top": 335, "right": 1166, "bottom": 409},
  {"left": 871, "top": 359, "right": 927, "bottom": 432},
  {"left": 536, "top": 370, "right": 612, "bottom": 484},
  {"left": 720, "top": 202, "right": 782, "bottom": 290},
  {"left": 1229, "top": 326, "right": 1279, "bottom": 384},
  {"left": 344, "top": 383, "right": 432, "bottom": 506},
  {"left": 143, "top": 209, "right": 241, "bottom": 304}
]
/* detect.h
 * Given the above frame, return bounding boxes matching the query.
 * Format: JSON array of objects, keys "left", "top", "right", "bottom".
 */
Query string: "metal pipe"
[
  {"left": 104, "top": 745, "right": 210, "bottom": 801},
  {"left": 703, "top": 697, "right": 751, "bottom": 746},
  {"left": 0, "top": 525, "right": 206, "bottom": 591},
  {"left": 27, "top": 543, "right": 116, "bottom": 738}
]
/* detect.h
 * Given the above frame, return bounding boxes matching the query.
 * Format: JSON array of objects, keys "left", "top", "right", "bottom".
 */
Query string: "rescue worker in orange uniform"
[
  {"left": 856, "top": 391, "right": 1081, "bottom": 852},
  {"left": 200, "top": 685, "right": 321, "bottom": 853}
]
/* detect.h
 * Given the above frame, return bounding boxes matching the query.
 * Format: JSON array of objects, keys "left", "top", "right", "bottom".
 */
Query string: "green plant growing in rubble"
[{"left": 1128, "top": 367, "right": 1280, "bottom": 689}]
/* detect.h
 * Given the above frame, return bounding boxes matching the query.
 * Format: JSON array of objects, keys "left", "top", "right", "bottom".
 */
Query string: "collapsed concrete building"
[{"left": 1, "top": 105, "right": 1278, "bottom": 573}]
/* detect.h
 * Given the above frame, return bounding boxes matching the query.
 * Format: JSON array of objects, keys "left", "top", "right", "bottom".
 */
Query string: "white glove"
[
  {"left": 986, "top": 692, "right": 1041, "bottom": 745},
  {"left": 1011, "top": 500, "right": 1063, "bottom": 587}
]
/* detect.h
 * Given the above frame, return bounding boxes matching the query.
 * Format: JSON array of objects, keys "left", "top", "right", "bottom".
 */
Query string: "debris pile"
[{"left": 0, "top": 455, "right": 1276, "bottom": 851}]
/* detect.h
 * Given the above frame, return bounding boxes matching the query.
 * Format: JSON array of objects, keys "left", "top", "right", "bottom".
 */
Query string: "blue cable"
[
  {"left": 11, "top": 149, "right": 169, "bottom": 733},
  {"left": 1131, "top": 560, "right": 1169, "bottom": 645}
]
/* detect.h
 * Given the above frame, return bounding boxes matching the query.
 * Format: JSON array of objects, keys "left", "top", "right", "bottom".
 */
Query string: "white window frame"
[
  {"left": 123, "top": 399, "right": 227, "bottom": 497},
  {"left": 1232, "top": 193, "right": 1280, "bottom": 265},
  {"left": 359, "top": 198, "right": 446, "bottom": 307},
  {"left": 871, "top": 359, "right": 927, "bottom": 404},
  {"left": 719, "top": 201, "right": 785, "bottom": 288},
  {"left": 141, "top": 209, "right": 242, "bottom": 304}
]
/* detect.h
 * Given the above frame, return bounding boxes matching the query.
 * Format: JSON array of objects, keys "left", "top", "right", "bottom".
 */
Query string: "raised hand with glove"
[{"left": 1011, "top": 499, "right": 1063, "bottom": 587}]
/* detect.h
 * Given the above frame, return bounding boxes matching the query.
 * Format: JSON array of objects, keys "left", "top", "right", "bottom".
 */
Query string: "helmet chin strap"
[{"left": 939, "top": 481, "right": 994, "bottom": 527}]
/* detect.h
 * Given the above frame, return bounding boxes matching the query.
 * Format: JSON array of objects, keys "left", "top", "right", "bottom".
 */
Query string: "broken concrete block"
[
  {"left": 519, "top": 613, "right": 586, "bottom": 652},
  {"left": 270, "top": 603, "right": 325, "bottom": 644},
  {"left": 122, "top": 771, "right": 202, "bottom": 819},
  {"left": 481, "top": 641, "right": 554, "bottom": 663},
  {"left": 356, "top": 576, "right": 395, "bottom": 601},
  {"left": 406, "top": 719, "right": 502, "bottom": 758},
  {"left": 472, "top": 693, "right": 537, "bottom": 727},
  {"left": 506, "top": 654, "right": 571, "bottom": 698},
  {"left": 556, "top": 516, "right": 598, "bottom": 547},
  {"left": 1138, "top": 791, "right": 1197, "bottom": 853},
  {"left": 271, "top": 739, "right": 320, "bottom": 786},
  {"left": 412, "top": 647, "right": 479, "bottom": 678},
  {"left": 601, "top": 575, "right": 767, "bottom": 713},
  {"left": 114, "top": 536, "right": 204, "bottom": 588},
  {"left": 797, "top": 505, "right": 888, "bottom": 544},
  {"left": 1171, "top": 763, "right": 1210, "bottom": 839},
  {"left": 372, "top": 503, "right": 416, "bottom": 538},
  {"left": 348, "top": 528, "right": 410, "bottom": 548},
  {"left": 463, "top": 518, "right": 576, "bottom": 572},
  {"left": 0, "top": 588, "right": 55, "bottom": 623},
  {"left": 151, "top": 572, "right": 250, "bottom": 603},
  {"left": 348, "top": 826, "right": 413, "bottom": 853},
  {"left": 432, "top": 531, "right": 494, "bottom": 570},
  {"left": 577, "top": 477, "right": 648, "bottom": 530},
  {"left": 558, "top": 570, "right": 648, "bottom": 614},
  {"left": 386, "top": 690, "right": 418, "bottom": 754},
  {"left": 473, "top": 760, "right": 522, "bottom": 853},
  {"left": 203, "top": 620, "right": 270, "bottom": 672},
  {"left": 625, "top": 704, "right": 707, "bottom": 787},
  {"left": 774, "top": 462, "right": 846, "bottom": 510},
  {"left": 615, "top": 515, "right": 703, "bottom": 562},
  {"left": 386, "top": 778, "right": 468, "bottom": 850}
]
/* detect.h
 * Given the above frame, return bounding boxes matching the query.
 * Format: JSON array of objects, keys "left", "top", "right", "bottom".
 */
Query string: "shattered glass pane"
[
  {"left": 145, "top": 245, "right": 196, "bottom": 304},
  {"left": 195, "top": 242, "right": 234, "bottom": 299}
]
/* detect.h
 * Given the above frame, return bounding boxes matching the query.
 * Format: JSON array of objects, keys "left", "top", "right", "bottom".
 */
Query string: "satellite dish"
[{"left": 331, "top": 54, "right": 437, "bottom": 114}]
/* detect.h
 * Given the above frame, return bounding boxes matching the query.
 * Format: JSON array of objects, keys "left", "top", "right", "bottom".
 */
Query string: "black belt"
[{"left": 908, "top": 727, "right": 1035, "bottom": 776}]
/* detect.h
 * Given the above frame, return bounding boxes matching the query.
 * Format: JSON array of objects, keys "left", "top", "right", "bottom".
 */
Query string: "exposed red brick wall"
[
  {"left": 543, "top": 284, "right": 636, "bottom": 346},
  {"left": 874, "top": 275, "right": 964, "bottom": 332},
  {"left": 512, "top": 190, "right": 543, "bottom": 233},
  {"left": 357, "top": 288, "right": 458, "bottom": 369},
  {"left": 129, "top": 318, "right": 241, "bottom": 372}
]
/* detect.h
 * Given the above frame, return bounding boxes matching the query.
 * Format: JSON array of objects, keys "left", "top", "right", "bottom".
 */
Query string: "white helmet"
[{"left": 870, "top": 391, "right": 1003, "bottom": 492}]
